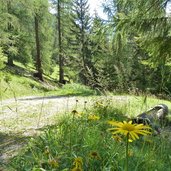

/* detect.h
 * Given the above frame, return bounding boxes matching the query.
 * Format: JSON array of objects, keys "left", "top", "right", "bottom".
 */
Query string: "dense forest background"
[{"left": 1, "top": 0, "right": 171, "bottom": 97}]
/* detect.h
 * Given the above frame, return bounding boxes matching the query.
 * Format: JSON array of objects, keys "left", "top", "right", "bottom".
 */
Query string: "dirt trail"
[
  {"left": 0, "top": 95, "right": 128, "bottom": 168},
  {"left": 0, "top": 95, "right": 88, "bottom": 133}
]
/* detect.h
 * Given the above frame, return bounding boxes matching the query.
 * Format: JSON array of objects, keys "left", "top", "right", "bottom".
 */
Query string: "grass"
[
  {"left": 0, "top": 62, "right": 96, "bottom": 100},
  {"left": 6, "top": 96, "right": 171, "bottom": 171}
]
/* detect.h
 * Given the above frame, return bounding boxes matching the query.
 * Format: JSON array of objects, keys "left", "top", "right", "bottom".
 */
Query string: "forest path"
[{"left": 0, "top": 95, "right": 128, "bottom": 168}]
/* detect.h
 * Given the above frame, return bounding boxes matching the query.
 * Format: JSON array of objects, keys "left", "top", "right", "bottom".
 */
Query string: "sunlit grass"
[{"left": 0, "top": 70, "right": 96, "bottom": 100}]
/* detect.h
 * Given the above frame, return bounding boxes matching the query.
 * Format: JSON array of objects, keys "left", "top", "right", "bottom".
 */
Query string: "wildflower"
[
  {"left": 108, "top": 120, "right": 151, "bottom": 171},
  {"left": 88, "top": 115, "right": 100, "bottom": 121},
  {"left": 89, "top": 151, "right": 101, "bottom": 160},
  {"left": 72, "top": 157, "right": 83, "bottom": 170},
  {"left": 48, "top": 158, "right": 59, "bottom": 168},
  {"left": 108, "top": 120, "right": 151, "bottom": 141},
  {"left": 44, "top": 146, "right": 50, "bottom": 155},
  {"left": 107, "top": 120, "right": 116, "bottom": 126},
  {"left": 128, "top": 139, "right": 133, "bottom": 143}
]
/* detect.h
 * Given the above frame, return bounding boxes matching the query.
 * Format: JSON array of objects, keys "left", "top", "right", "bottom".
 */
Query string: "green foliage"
[
  {"left": 105, "top": 0, "right": 171, "bottom": 94},
  {"left": 0, "top": 47, "right": 6, "bottom": 81}
]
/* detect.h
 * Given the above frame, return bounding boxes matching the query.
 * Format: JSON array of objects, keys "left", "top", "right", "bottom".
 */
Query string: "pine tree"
[{"left": 26, "top": 0, "right": 53, "bottom": 81}]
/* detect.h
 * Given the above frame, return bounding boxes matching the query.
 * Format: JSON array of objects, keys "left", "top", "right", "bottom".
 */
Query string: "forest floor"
[{"left": 0, "top": 95, "right": 128, "bottom": 168}]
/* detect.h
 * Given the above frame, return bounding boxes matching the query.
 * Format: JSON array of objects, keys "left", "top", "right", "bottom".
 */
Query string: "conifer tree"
[
  {"left": 0, "top": 0, "right": 20, "bottom": 66},
  {"left": 70, "top": 0, "right": 92, "bottom": 85},
  {"left": 51, "top": 0, "right": 72, "bottom": 83}
]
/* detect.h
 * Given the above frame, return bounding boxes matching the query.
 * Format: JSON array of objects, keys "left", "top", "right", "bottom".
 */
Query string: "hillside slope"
[{"left": 0, "top": 62, "right": 95, "bottom": 100}]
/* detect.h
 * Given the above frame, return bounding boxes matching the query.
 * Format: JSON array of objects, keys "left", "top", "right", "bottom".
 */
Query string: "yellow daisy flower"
[
  {"left": 73, "top": 157, "right": 83, "bottom": 169},
  {"left": 108, "top": 120, "right": 151, "bottom": 140}
]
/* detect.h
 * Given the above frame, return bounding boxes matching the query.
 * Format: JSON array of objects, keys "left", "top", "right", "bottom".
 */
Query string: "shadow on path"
[
  {"left": 18, "top": 93, "right": 97, "bottom": 101},
  {"left": 0, "top": 131, "right": 35, "bottom": 170},
  {"left": 0, "top": 132, "right": 30, "bottom": 163},
  {"left": 18, "top": 95, "right": 70, "bottom": 101},
  {"left": 0, "top": 124, "right": 59, "bottom": 170}
]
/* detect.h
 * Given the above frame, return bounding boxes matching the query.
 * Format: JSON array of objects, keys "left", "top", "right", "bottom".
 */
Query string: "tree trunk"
[
  {"left": 34, "top": 15, "right": 43, "bottom": 81},
  {"left": 57, "top": 0, "right": 64, "bottom": 84},
  {"left": 7, "top": 57, "right": 14, "bottom": 66},
  {"left": 6, "top": 0, "right": 14, "bottom": 66}
]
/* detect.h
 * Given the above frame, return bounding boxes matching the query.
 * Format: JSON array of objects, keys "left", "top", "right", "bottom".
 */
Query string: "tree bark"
[
  {"left": 57, "top": 0, "right": 64, "bottom": 84},
  {"left": 34, "top": 15, "right": 43, "bottom": 81}
]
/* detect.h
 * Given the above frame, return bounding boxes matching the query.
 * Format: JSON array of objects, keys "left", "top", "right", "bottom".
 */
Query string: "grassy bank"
[{"left": 0, "top": 62, "right": 96, "bottom": 100}]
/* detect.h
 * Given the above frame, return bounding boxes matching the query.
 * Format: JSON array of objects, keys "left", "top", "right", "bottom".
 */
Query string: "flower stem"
[{"left": 125, "top": 133, "right": 129, "bottom": 171}]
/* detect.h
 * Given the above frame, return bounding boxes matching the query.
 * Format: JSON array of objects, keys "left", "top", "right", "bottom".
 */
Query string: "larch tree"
[
  {"left": 101, "top": 0, "right": 171, "bottom": 93},
  {"left": 0, "top": 0, "right": 20, "bottom": 66},
  {"left": 27, "top": 0, "right": 53, "bottom": 81},
  {"left": 111, "top": 0, "right": 171, "bottom": 92}
]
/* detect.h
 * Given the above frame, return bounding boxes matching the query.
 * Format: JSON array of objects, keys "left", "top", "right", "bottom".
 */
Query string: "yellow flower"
[
  {"left": 48, "top": 158, "right": 59, "bottom": 168},
  {"left": 88, "top": 115, "right": 100, "bottom": 121},
  {"left": 44, "top": 146, "right": 50, "bottom": 155},
  {"left": 89, "top": 151, "right": 101, "bottom": 160},
  {"left": 107, "top": 120, "right": 116, "bottom": 125},
  {"left": 73, "top": 157, "right": 83, "bottom": 169},
  {"left": 71, "top": 168, "right": 83, "bottom": 171},
  {"left": 108, "top": 121, "right": 151, "bottom": 141}
]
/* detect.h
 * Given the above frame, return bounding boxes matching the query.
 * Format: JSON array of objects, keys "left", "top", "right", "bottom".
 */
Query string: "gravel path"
[{"left": 0, "top": 95, "right": 88, "bottom": 133}]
